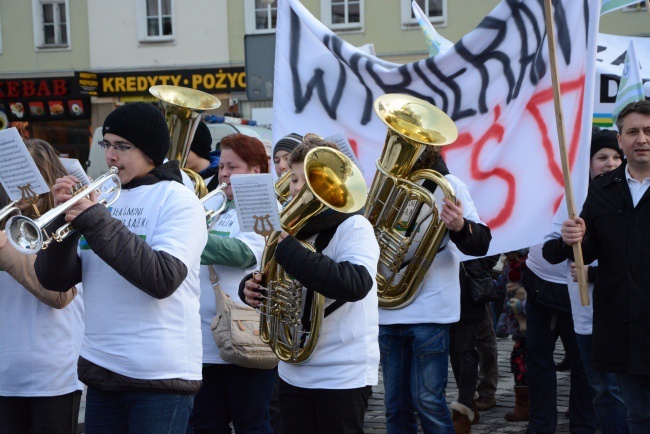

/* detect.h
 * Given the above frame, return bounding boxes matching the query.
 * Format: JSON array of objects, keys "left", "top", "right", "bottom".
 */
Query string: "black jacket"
[
  {"left": 543, "top": 162, "right": 650, "bottom": 375},
  {"left": 458, "top": 255, "right": 500, "bottom": 323}
]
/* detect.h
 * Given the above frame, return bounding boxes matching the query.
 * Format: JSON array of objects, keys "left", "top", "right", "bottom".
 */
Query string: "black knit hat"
[
  {"left": 273, "top": 133, "right": 303, "bottom": 157},
  {"left": 190, "top": 122, "right": 212, "bottom": 161},
  {"left": 591, "top": 129, "right": 624, "bottom": 160},
  {"left": 102, "top": 103, "right": 170, "bottom": 165}
]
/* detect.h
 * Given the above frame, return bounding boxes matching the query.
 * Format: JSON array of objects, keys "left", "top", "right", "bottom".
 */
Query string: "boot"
[
  {"left": 451, "top": 401, "right": 474, "bottom": 434},
  {"left": 504, "top": 386, "right": 529, "bottom": 421}
]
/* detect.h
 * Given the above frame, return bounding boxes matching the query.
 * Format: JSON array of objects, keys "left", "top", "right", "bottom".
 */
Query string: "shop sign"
[
  {"left": 0, "top": 76, "right": 90, "bottom": 123},
  {"left": 76, "top": 66, "right": 246, "bottom": 97}
]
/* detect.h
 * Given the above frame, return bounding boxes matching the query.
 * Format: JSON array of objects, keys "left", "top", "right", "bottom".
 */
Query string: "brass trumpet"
[
  {"left": 5, "top": 167, "right": 121, "bottom": 254},
  {"left": 0, "top": 199, "right": 21, "bottom": 223},
  {"left": 274, "top": 171, "right": 291, "bottom": 203},
  {"left": 200, "top": 182, "right": 228, "bottom": 226}
]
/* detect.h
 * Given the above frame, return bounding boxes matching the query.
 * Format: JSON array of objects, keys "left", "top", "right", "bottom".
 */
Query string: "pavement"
[{"left": 77, "top": 337, "right": 573, "bottom": 433}]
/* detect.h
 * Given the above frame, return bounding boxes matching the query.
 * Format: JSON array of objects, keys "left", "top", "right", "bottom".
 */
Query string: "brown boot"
[
  {"left": 505, "top": 386, "right": 529, "bottom": 421},
  {"left": 451, "top": 401, "right": 474, "bottom": 434}
]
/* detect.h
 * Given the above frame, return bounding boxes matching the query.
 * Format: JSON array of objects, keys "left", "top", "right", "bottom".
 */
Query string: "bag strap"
[{"left": 209, "top": 265, "right": 228, "bottom": 313}]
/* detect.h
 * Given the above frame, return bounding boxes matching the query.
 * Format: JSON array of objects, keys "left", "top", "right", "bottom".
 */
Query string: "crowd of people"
[{"left": 0, "top": 99, "right": 648, "bottom": 434}]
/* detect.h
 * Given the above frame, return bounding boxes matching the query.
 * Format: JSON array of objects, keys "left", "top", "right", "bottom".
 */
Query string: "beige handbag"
[{"left": 209, "top": 266, "right": 279, "bottom": 369}]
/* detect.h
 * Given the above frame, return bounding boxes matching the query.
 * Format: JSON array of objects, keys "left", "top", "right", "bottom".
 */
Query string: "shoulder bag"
[{"left": 209, "top": 265, "right": 279, "bottom": 370}]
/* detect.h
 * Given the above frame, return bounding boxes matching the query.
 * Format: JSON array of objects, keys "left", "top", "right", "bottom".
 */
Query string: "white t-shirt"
[
  {"left": 378, "top": 174, "right": 485, "bottom": 325},
  {"left": 545, "top": 195, "right": 594, "bottom": 335},
  {"left": 198, "top": 201, "right": 266, "bottom": 364},
  {"left": 80, "top": 180, "right": 207, "bottom": 381},
  {"left": 279, "top": 215, "right": 380, "bottom": 390},
  {"left": 0, "top": 274, "right": 84, "bottom": 396}
]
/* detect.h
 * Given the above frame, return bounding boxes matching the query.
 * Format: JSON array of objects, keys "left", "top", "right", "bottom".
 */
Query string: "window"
[
  {"left": 623, "top": 2, "right": 647, "bottom": 11},
  {"left": 137, "top": 0, "right": 174, "bottom": 42},
  {"left": 401, "top": 0, "right": 447, "bottom": 28},
  {"left": 244, "top": 0, "right": 278, "bottom": 34},
  {"left": 321, "top": 0, "right": 363, "bottom": 31},
  {"left": 32, "top": 0, "right": 70, "bottom": 49}
]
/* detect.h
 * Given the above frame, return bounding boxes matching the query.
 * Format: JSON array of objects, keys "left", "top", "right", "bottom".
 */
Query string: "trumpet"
[
  {"left": 274, "top": 171, "right": 291, "bottom": 203},
  {"left": 0, "top": 199, "right": 21, "bottom": 223},
  {"left": 200, "top": 182, "right": 228, "bottom": 225},
  {"left": 5, "top": 167, "right": 121, "bottom": 254}
]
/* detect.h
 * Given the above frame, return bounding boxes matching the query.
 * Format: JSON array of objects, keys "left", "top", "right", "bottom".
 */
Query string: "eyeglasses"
[{"left": 98, "top": 140, "right": 134, "bottom": 153}]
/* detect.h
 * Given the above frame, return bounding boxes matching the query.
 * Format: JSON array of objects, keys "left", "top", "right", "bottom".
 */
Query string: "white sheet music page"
[
  {"left": 59, "top": 158, "right": 91, "bottom": 186},
  {"left": 0, "top": 127, "right": 50, "bottom": 201},
  {"left": 325, "top": 133, "right": 365, "bottom": 175},
  {"left": 230, "top": 173, "right": 281, "bottom": 234}
]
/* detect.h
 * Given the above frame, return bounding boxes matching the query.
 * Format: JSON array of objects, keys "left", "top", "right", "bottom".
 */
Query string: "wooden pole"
[{"left": 543, "top": 0, "right": 590, "bottom": 306}]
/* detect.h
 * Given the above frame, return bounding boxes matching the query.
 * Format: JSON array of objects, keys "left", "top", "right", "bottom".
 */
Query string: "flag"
[
  {"left": 612, "top": 40, "right": 645, "bottom": 126},
  {"left": 411, "top": 1, "right": 453, "bottom": 57},
  {"left": 601, "top": 0, "right": 641, "bottom": 14},
  {"left": 272, "top": 0, "right": 601, "bottom": 255}
]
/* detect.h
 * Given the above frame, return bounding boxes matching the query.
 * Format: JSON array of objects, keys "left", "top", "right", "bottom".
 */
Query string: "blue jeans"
[
  {"left": 524, "top": 283, "right": 597, "bottom": 434},
  {"left": 615, "top": 373, "right": 650, "bottom": 434},
  {"left": 188, "top": 364, "right": 275, "bottom": 434},
  {"left": 84, "top": 387, "right": 193, "bottom": 434},
  {"left": 379, "top": 323, "right": 453, "bottom": 434},
  {"left": 575, "top": 333, "right": 629, "bottom": 434}
]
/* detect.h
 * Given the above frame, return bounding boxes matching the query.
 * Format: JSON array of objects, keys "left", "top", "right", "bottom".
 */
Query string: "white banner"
[
  {"left": 273, "top": 0, "right": 600, "bottom": 256},
  {"left": 594, "top": 33, "right": 650, "bottom": 127}
]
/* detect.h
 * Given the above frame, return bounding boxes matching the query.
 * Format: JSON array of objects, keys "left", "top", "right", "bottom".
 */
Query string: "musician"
[
  {"left": 0, "top": 139, "right": 83, "bottom": 434},
  {"left": 242, "top": 136, "right": 381, "bottom": 434},
  {"left": 272, "top": 133, "right": 303, "bottom": 177},
  {"left": 185, "top": 121, "right": 222, "bottom": 192},
  {"left": 188, "top": 133, "right": 275, "bottom": 434},
  {"left": 34, "top": 102, "right": 207, "bottom": 432},
  {"left": 378, "top": 150, "right": 491, "bottom": 433}
]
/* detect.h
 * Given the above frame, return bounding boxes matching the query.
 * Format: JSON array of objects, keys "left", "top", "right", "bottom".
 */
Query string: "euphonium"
[
  {"left": 149, "top": 85, "right": 221, "bottom": 198},
  {"left": 274, "top": 171, "right": 291, "bottom": 203},
  {"left": 259, "top": 147, "right": 367, "bottom": 363},
  {"left": 5, "top": 167, "right": 121, "bottom": 254},
  {"left": 365, "top": 94, "right": 458, "bottom": 309}
]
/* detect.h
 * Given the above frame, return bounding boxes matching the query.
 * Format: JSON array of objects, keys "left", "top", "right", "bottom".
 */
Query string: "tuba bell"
[
  {"left": 259, "top": 147, "right": 367, "bottom": 363},
  {"left": 365, "top": 94, "right": 458, "bottom": 309},
  {"left": 149, "top": 85, "right": 221, "bottom": 198}
]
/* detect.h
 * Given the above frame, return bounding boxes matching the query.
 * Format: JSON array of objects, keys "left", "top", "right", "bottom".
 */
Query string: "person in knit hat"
[
  {"left": 185, "top": 122, "right": 222, "bottom": 192},
  {"left": 35, "top": 102, "right": 207, "bottom": 431},
  {"left": 272, "top": 133, "right": 303, "bottom": 177},
  {"left": 589, "top": 129, "right": 624, "bottom": 179}
]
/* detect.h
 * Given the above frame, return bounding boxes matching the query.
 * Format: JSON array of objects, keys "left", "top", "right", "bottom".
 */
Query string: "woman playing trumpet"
[
  {"left": 34, "top": 103, "right": 207, "bottom": 433},
  {"left": 0, "top": 139, "right": 83, "bottom": 434},
  {"left": 187, "top": 133, "right": 275, "bottom": 434}
]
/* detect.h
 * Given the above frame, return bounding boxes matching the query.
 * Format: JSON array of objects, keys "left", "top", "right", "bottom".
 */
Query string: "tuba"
[
  {"left": 149, "top": 85, "right": 221, "bottom": 198},
  {"left": 259, "top": 147, "right": 367, "bottom": 363},
  {"left": 5, "top": 167, "right": 121, "bottom": 254},
  {"left": 365, "top": 94, "right": 458, "bottom": 309}
]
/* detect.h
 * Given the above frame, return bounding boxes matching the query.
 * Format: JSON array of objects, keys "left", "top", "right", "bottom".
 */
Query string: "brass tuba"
[
  {"left": 259, "top": 147, "right": 367, "bottom": 363},
  {"left": 365, "top": 94, "right": 458, "bottom": 309},
  {"left": 149, "top": 85, "right": 221, "bottom": 198}
]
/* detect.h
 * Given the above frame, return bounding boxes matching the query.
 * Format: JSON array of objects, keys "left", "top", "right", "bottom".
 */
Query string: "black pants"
[
  {"left": 278, "top": 379, "right": 371, "bottom": 434},
  {"left": 0, "top": 391, "right": 82, "bottom": 434},
  {"left": 450, "top": 320, "right": 479, "bottom": 410}
]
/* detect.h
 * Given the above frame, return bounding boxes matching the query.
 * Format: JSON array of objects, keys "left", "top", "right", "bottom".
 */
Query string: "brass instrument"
[
  {"left": 365, "top": 94, "right": 458, "bottom": 309},
  {"left": 149, "top": 85, "right": 221, "bottom": 198},
  {"left": 5, "top": 167, "right": 121, "bottom": 254},
  {"left": 259, "top": 147, "right": 367, "bottom": 363},
  {"left": 0, "top": 199, "right": 21, "bottom": 223},
  {"left": 274, "top": 171, "right": 291, "bottom": 203},
  {"left": 200, "top": 182, "right": 228, "bottom": 226}
]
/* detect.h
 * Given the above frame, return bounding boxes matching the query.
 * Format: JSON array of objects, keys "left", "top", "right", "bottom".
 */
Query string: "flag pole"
[{"left": 543, "top": 0, "right": 590, "bottom": 306}]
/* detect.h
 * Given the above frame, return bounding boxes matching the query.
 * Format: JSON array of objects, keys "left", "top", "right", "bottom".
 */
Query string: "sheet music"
[
  {"left": 231, "top": 173, "right": 281, "bottom": 234},
  {"left": 59, "top": 158, "right": 91, "bottom": 186},
  {"left": 0, "top": 127, "right": 50, "bottom": 200},
  {"left": 325, "top": 133, "right": 365, "bottom": 175}
]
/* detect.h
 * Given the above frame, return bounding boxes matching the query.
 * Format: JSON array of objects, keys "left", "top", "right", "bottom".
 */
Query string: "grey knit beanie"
[
  {"left": 102, "top": 103, "right": 170, "bottom": 165},
  {"left": 273, "top": 133, "right": 303, "bottom": 157}
]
